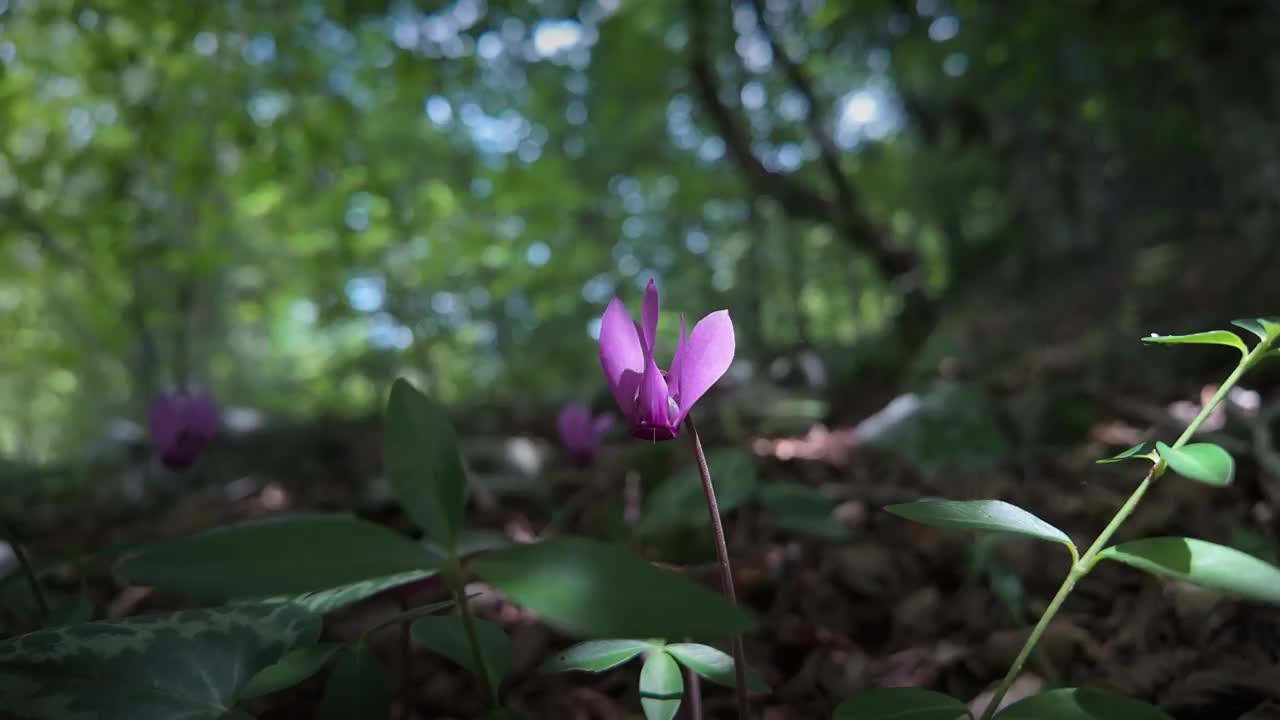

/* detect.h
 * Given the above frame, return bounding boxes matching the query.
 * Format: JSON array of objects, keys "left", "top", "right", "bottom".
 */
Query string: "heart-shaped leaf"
[
  {"left": 319, "top": 643, "right": 389, "bottom": 720},
  {"left": 412, "top": 614, "right": 511, "bottom": 682},
  {"left": 834, "top": 687, "right": 972, "bottom": 719},
  {"left": 1142, "top": 330, "right": 1247, "bottom": 357},
  {"left": 639, "top": 651, "right": 683, "bottom": 720},
  {"left": 470, "top": 536, "right": 755, "bottom": 639},
  {"left": 639, "top": 449, "right": 757, "bottom": 535},
  {"left": 113, "top": 513, "right": 438, "bottom": 601},
  {"left": 663, "top": 643, "right": 769, "bottom": 692},
  {"left": 385, "top": 378, "right": 468, "bottom": 552},
  {"left": 541, "top": 639, "right": 659, "bottom": 673},
  {"left": 1095, "top": 442, "right": 1157, "bottom": 465},
  {"left": 885, "top": 500, "right": 1075, "bottom": 552},
  {"left": 994, "top": 687, "right": 1172, "bottom": 719},
  {"left": 758, "top": 483, "right": 848, "bottom": 539},
  {"left": 239, "top": 642, "right": 343, "bottom": 700},
  {"left": 1156, "top": 442, "right": 1234, "bottom": 487},
  {"left": 1097, "top": 537, "right": 1280, "bottom": 604},
  {"left": 0, "top": 603, "right": 320, "bottom": 720}
]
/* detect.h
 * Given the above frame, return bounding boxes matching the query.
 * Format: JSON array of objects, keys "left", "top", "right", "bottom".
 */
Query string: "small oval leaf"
[
  {"left": 758, "top": 483, "right": 848, "bottom": 539},
  {"left": 994, "top": 687, "right": 1172, "bottom": 719},
  {"left": 1097, "top": 537, "right": 1280, "bottom": 604},
  {"left": 639, "top": 449, "right": 757, "bottom": 535},
  {"left": 239, "top": 642, "right": 343, "bottom": 700},
  {"left": 1156, "top": 442, "right": 1234, "bottom": 487},
  {"left": 1095, "top": 442, "right": 1157, "bottom": 465},
  {"left": 639, "top": 651, "right": 683, "bottom": 720},
  {"left": 541, "top": 639, "right": 657, "bottom": 673},
  {"left": 471, "top": 536, "right": 756, "bottom": 639},
  {"left": 663, "top": 643, "right": 769, "bottom": 693},
  {"left": 412, "top": 614, "right": 511, "bottom": 682},
  {"left": 835, "top": 687, "right": 972, "bottom": 719},
  {"left": 1232, "top": 319, "right": 1268, "bottom": 342},
  {"left": 885, "top": 500, "right": 1074, "bottom": 551},
  {"left": 1142, "top": 330, "right": 1247, "bottom": 357}
]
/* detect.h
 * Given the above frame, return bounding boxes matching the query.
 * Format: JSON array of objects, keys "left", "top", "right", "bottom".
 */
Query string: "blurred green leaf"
[
  {"left": 470, "top": 536, "right": 755, "bottom": 639},
  {"left": 886, "top": 499, "right": 1074, "bottom": 551},
  {"left": 384, "top": 378, "right": 468, "bottom": 552},
  {"left": 113, "top": 513, "right": 437, "bottom": 601},
  {"left": 639, "top": 449, "right": 757, "bottom": 535},
  {"left": 412, "top": 614, "right": 511, "bottom": 682},
  {"left": 319, "top": 643, "right": 389, "bottom": 720},
  {"left": 639, "top": 650, "right": 683, "bottom": 720},
  {"left": 663, "top": 643, "right": 769, "bottom": 692},
  {"left": 1097, "top": 537, "right": 1280, "bottom": 604},
  {"left": 757, "top": 482, "right": 848, "bottom": 539},
  {"left": 994, "top": 688, "right": 1172, "bottom": 719},
  {"left": 834, "top": 687, "right": 972, "bottom": 719},
  {"left": 1142, "top": 329, "right": 1247, "bottom": 357},
  {"left": 286, "top": 569, "right": 436, "bottom": 615},
  {"left": 1156, "top": 442, "right": 1234, "bottom": 487},
  {"left": 541, "top": 639, "right": 658, "bottom": 673},
  {"left": 240, "top": 642, "right": 342, "bottom": 700}
]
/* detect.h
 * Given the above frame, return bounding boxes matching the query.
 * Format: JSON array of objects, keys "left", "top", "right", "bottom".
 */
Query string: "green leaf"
[
  {"left": 639, "top": 650, "right": 683, "bottom": 720},
  {"left": 384, "top": 378, "right": 468, "bottom": 551},
  {"left": 1155, "top": 442, "right": 1234, "bottom": 487},
  {"left": 885, "top": 500, "right": 1075, "bottom": 551},
  {"left": 0, "top": 602, "right": 320, "bottom": 720},
  {"left": 834, "top": 687, "right": 973, "bottom": 719},
  {"left": 994, "top": 687, "right": 1172, "bottom": 719},
  {"left": 285, "top": 569, "right": 436, "bottom": 614},
  {"left": 319, "top": 643, "right": 389, "bottom": 720},
  {"left": 541, "top": 639, "right": 658, "bottom": 673},
  {"left": 113, "top": 513, "right": 438, "bottom": 601},
  {"left": 663, "top": 643, "right": 769, "bottom": 693},
  {"left": 638, "top": 449, "right": 757, "bottom": 535},
  {"left": 1142, "top": 329, "right": 1247, "bottom": 357},
  {"left": 239, "top": 642, "right": 342, "bottom": 700},
  {"left": 412, "top": 614, "right": 511, "bottom": 682},
  {"left": 1097, "top": 537, "right": 1280, "bottom": 604},
  {"left": 471, "top": 536, "right": 756, "bottom": 639},
  {"left": 757, "top": 482, "right": 848, "bottom": 539},
  {"left": 1232, "top": 319, "right": 1268, "bottom": 342},
  {"left": 1258, "top": 317, "right": 1280, "bottom": 344},
  {"left": 1095, "top": 442, "right": 1157, "bottom": 464}
]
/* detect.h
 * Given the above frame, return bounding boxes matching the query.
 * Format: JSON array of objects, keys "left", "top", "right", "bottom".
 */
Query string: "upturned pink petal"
[
  {"left": 667, "top": 313, "right": 688, "bottom": 399},
  {"left": 640, "top": 279, "right": 660, "bottom": 356},
  {"left": 670, "top": 310, "right": 735, "bottom": 424},
  {"left": 599, "top": 298, "right": 645, "bottom": 413},
  {"left": 149, "top": 391, "right": 219, "bottom": 470},
  {"left": 633, "top": 356, "right": 678, "bottom": 441}
]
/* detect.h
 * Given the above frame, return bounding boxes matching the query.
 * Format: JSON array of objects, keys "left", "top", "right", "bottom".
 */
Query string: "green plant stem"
[
  {"left": 361, "top": 596, "right": 461, "bottom": 640},
  {"left": 447, "top": 568, "right": 500, "bottom": 711},
  {"left": 684, "top": 415, "right": 750, "bottom": 720},
  {"left": 2, "top": 520, "right": 48, "bottom": 626},
  {"left": 979, "top": 342, "right": 1266, "bottom": 720}
]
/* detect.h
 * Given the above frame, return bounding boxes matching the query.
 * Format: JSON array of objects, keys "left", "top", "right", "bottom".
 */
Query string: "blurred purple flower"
[
  {"left": 599, "top": 278, "right": 734, "bottom": 441},
  {"left": 556, "top": 402, "right": 613, "bottom": 465},
  {"left": 149, "top": 391, "right": 219, "bottom": 469}
]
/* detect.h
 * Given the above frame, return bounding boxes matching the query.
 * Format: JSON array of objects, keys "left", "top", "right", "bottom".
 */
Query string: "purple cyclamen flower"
[
  {"left": 557, "top": 402, "right": 614, "bottom": 465},
  {"left": 599, "top": 279, "right": 734, "bottom": 441},
  {"left": 149, "top": 391, "right": 219, "bottom": 469}
]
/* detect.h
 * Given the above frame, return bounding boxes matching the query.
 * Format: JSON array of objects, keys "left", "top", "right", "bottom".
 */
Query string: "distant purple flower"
[
  {"left": 599, "top": 279, "right": 735, "bottom": 441},
  {"left": 149, "top": 391, "right": 219, "bottom": 469},
  {"left": 557, "top": 402, "right": 613, "bottom": 465}
]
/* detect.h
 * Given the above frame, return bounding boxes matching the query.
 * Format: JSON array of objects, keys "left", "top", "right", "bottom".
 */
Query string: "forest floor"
[{"left": 7, "top": 351, "right": 1280, "bottom": 720}]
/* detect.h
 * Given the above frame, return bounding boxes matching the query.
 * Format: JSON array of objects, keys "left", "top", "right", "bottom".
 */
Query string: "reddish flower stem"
[{"left": 684, "top": 415, "right": 750, "bottom": 719}]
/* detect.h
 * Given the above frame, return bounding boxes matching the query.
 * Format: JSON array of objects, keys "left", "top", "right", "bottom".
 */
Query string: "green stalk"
[
  {"left": 978, "top": 341, "right": 1267, "bottom": 720},
  {"left": 2, "top": 520, "right": 48, "bottom": 626},
  {"left": 444, "top": 563, "right": 500, "bottom": 711}
]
